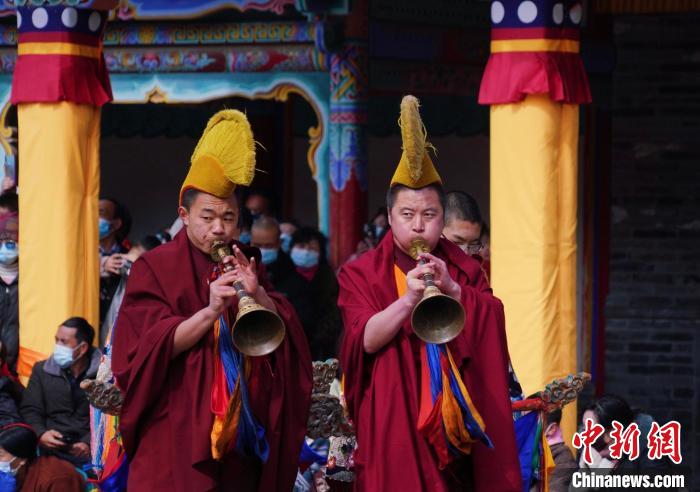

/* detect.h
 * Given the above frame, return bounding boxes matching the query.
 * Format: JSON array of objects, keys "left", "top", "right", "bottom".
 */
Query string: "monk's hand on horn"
[
  {"left": 207, "top": 271, "right": 239, "bottom": 316},
  {"left": 220, "top": 254, "right": 236, "bottom": 272},
  {"left": 230, "top": 245, "right": 259, "bottom": 295},
  {"left": 404, "top": 264, "right": 428, "bottom": 306},
  {"left": 419, "top": 252, "right": 461, "bottom": 300}
]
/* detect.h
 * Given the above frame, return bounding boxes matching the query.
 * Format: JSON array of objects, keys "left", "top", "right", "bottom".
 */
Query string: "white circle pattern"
[
  {"left": 552, "top": 3, "right": 564, "bottom": 25},
  {"left": 88, "top": 11, "right": 102, "bottom": 32},
  {"left": 517, "top": 1, "right": 538, "bottom": 24},
  {"left": 31, "top": 8, "right": 49, "bottom": 29},
  {"left": 570, "top": 3, "right": 583, "bottom": 24},
  {"left": 491, "top": 1, "right": 505, "bottom": 24},
  {"left": 61, "top": 7, "right": 79, "bottom": 29}
]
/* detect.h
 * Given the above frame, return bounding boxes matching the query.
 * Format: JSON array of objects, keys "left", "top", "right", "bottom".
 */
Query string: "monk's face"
[
  {"left": 443, "top": 218, "right": 482, "bottom": 255},
  {"left": 388, "top": 187, "right": 444, "bottom": 254},
  {"left": 179, "top": 192, "right": 239, "bottom": 254}
]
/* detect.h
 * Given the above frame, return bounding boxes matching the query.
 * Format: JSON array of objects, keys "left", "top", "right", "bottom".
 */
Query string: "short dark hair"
[
  {"left": 444, "top": 191, "right": 483, "bottom": 226},
  {"left": 584, "top": 394, "right": 635, "bottom": 430},
  {"left": 60, "top": 317, "right": 95, "bottom": 346},
  {"left": 100, "top": 197, "right": 132, "bottom": 243},
  {"left": 280, "top": 218, "right": 301, "bottom": 229},
  {"left": 0, "top": 192, "right": 18, "bottom": 213},
  {"left": 238, "top": 202, "right": 253, "bottom": 231},
  {"left": 252, "top": 215, "right": 280, "bottom": 233},
  {"left": 548, "top": 408, "right": 563, "bottom": 425},
  {"left": 291, "top": 227, "right": 328, "bottom": 264},
  {"left": 137, "top": 235, "right": 162, "bottom": 252},
  {"left": 371, "top": 207, "right": 388, "bottom": 223},
  {"left": 245, "top": 189, "right": 275, "bottom": 214},
  {"left": 386, "top": 184, "right": 446, "bottom": 213},
  {"left": 0, "top": 425, "right": 38, "bottom": 460},
  {"left": 180, "top": 188, "right": 201, "bottom": 211}
]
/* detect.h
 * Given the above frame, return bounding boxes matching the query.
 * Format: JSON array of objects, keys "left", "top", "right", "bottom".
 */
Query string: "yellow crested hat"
[
  {"left": 390, "top": 95, "right": 442, "bottom": 189},
  {"left": 179, "top": 109, "right": 256, "bottom": 205}
]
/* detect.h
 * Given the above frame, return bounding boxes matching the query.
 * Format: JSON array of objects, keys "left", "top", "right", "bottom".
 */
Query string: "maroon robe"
[
  {"left": 112, "top": 230, "right": 312, "bottom": 491},
  {"left": 338, "top": 230, "right": 521, "bottom": 492}
]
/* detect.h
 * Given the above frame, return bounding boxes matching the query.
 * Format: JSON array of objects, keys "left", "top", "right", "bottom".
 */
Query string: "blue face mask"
[
  {"left": 98, "top": 218, "right": 112, "bottom": 240},
  {"left": 238, "top": 231, "right": 251, "bottom": 245},
  {"left": 291, "top": 248, "right": 320, "bottom": 268},
  {"left": 0, "top": 458, "right": 16, "bottom": 476},
  {"left": 53, "top": 344, "right": 76, "bottom": 369},
  {"left": 259, "top": 248, "right": 278, "bottom": 265},
  {"left": 280, "top": 233, "right": 292, "bottom": 253},
  {"left": 0, "top": 241, "right": 18, "bottom": 265},
  {"left": 0, "top": 467, "right": 17, "bottom": 490}
]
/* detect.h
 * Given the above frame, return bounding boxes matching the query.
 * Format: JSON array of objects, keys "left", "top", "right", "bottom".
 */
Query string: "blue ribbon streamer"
[
  {"left": 218, "top": 314, "right": 269, "bottom": 462},
  {"left": 425, "top": 343, "right": 493, "bottom": 452}
]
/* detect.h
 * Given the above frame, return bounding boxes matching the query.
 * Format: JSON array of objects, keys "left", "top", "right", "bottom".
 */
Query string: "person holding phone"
[{"left": 20, "top": 318, "right": 100, "bottom": 467}]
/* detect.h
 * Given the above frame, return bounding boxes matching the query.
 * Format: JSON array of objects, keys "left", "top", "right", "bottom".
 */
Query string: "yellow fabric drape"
[
  {"left": 18, "top": 102, "right": 100, "bottom": 378},
  {"left": 490, "top": 94, "right": 578, "bottom": 443}
]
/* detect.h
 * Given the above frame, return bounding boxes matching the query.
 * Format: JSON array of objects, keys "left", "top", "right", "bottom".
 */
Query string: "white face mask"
[
  {"left": 53, "top": 344, "right": 76, "bottom": 369},
  {"left": 0, "top": 457, "right": 16, "bottom": 475},
  {"left": 0, "top": 241, "right": 18, "bottom": 266}
]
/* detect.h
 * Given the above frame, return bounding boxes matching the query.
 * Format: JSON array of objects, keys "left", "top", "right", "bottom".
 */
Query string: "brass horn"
[
  {"left": 210, "top": 241, "right": 285, "bottom": 357},
  {"left": 409, "top": 237, "right": 465, "bottom": 344}
]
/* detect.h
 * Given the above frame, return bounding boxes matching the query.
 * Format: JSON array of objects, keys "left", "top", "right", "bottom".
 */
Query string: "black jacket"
[
  {"left": 265, "top": 254, "right": 342, "bottom": 360},
  {"left": 549, "top": 442, "right": 576, "bottom": 492},
  {"left": 265, "top": 252, "right": 313, "bottom": 319},
  {"left": 303, "top": 263, "right": 343, "bottom": 361},
  {"left": 0, "top": 375, "right": 22, "bottom": 426},
  {"left": 20, "top": 349, "right": 101, "bottom": 445},
  {"left": 0, "top": 277, "right": 19, "bottom": 372}
]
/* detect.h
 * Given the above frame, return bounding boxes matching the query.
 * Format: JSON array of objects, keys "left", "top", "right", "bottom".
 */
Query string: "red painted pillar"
[{"left": 329, "top": 0, "right": 368, "bottom": 267}]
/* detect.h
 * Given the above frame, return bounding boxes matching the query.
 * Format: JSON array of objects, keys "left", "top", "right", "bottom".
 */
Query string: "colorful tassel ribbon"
[
  {"left": 393, "top": 265, "right": 491, "bottom": 469},
  {"left": 210, "top": 310, "right": 269, "bottom": 462}
]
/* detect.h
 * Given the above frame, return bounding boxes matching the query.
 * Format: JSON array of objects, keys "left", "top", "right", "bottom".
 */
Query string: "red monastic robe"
[
  {"left": 338, "top": 231, "right": 521, "bottom": 491},
  {"left": 112, "top": 230, "right": 312, "bottom": 491}
]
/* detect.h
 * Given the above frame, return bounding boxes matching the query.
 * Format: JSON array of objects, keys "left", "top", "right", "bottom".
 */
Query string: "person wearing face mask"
[
  {"left": 244, "top": 190, "right": 273, "bottom": 221},
  {"left": 251, "top": 217, "right": 307, "bottom": 294},
  {"left": 367, "top": 208, "right": 389, "bottom": 245},
  {"left": 0, "top": 424, "right": 84, "bottom": 491},
  {"left": 0, "top": 207, "right": 19, "bottom": 374},
  {"left": 236, "top": 203, "right": 254, "bottom": 245},
  {"left": 345, "top": 208, "right": 390, "bottom": 264},
  {"left": 279, "top": 219, "right": 299, "bottom": 254},
  {"left": 98, "top": 197, "right": 131, "bottom": 260},
  {"left": 572, "top": 394, "right": 668, "bottom": 490},
  {"left": 99, "top": 198, "right": 132, "bottom": 331},
  {"left": 20, "top": 317, "right": 101, "bottom": 467},
  {"left": 289, "top": 227, "right": 342, "bottom": 361},
  {"left": 251, "top": 217, "right": 314, "bottom": 355},
  {"left": 99, "top": 235, "right": 162, "bottom": 348}
]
